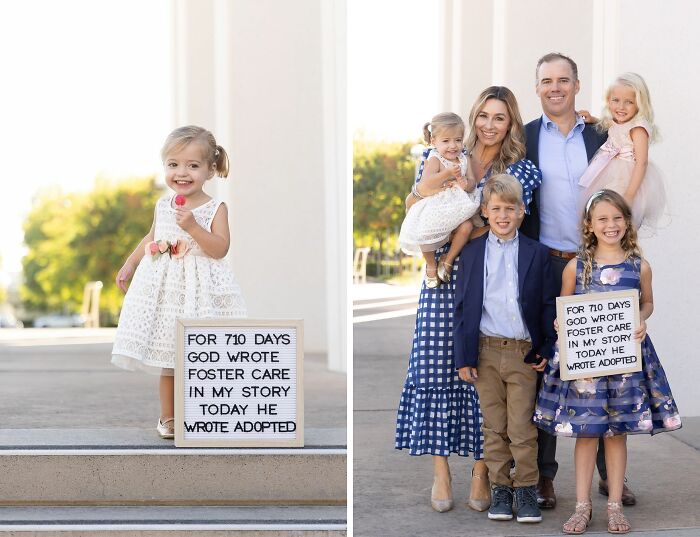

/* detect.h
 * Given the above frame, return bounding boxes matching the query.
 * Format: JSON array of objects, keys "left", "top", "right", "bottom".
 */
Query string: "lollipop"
[{"left": 175, "top": 195, "right": 186, "bottom": 206}]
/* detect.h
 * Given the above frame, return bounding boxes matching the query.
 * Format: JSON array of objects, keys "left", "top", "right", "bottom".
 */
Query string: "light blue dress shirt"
[
  {"left": 537, "top": 113, "right": 589, "bottom": 252},
  {"left": 479, "top": 231, "right": 531, "bottom": 341}
]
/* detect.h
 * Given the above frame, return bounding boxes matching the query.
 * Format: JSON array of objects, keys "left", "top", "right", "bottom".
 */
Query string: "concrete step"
[
  {"left": 0, "top": 505, "right": 346, "bottom": 536},
  {"left": 0, "top": 428, "right": 345, "bottom": 505}
]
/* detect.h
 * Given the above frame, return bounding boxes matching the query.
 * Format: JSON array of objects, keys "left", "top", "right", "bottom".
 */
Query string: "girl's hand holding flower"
[{"left": 175, "top": 207, "right": 197, "bottom": 232}]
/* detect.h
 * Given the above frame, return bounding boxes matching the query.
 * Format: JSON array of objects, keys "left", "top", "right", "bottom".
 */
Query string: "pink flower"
[
  {"left": 146, "top": 241, "right": 159, "bottom": 256},
  {"left": 170, "top": 239, "right": 190, "bottom": 259},
  {"left": 600, "top": 267, "right": 622, "bottom": 285},
  {"left": 157, "top": 240, "right": 170, "bottom": 254},
  {"left": 175, "top": 195, "right": 186, "bottom": 206},
  {"left": 664, "top": 415, "right": 681, "bottom": 428}
]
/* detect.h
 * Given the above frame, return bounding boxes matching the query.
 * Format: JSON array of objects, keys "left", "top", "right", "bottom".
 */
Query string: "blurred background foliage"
[
  {"left": 353, "top": 138, "right": 422, "bottom": 279},
  {"left": 21, "top": 177, "right": 163, "bottom": 325}
]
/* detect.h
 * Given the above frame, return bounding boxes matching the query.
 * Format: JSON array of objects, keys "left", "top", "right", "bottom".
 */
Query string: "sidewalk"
[
  {"left": 353, "top": 300, "right": 700, "bottom": 537},
  {"left": 0, "top": 328, "right": 345, "bottom": 430}
]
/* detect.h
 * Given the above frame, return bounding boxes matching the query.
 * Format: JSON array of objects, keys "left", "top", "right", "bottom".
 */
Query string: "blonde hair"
[
  {"left": 465, "top": 86, "right": 526, "bottom": 174},
  {"left": 161, "top": 125, "right": 230, "bottom": 177},
  {"left": 422, "top": 112, "right": 465, "bottom": 145},
  {"left": 579, "top": 189, "right": 643, "bottom": 288},
  {"left": 598, "top": 72, "right": 659, "bottom": 142},
  {"left": 481, "top": 173, "right": 523, "bottom": 206}
]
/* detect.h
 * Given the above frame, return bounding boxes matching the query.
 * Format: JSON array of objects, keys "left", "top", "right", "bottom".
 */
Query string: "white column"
[
  {"left": 169, "top": 0, "right": 348, "bottom": 370},
  {"left": 321, "top": 0, "right": 348, "bottom": 372}
]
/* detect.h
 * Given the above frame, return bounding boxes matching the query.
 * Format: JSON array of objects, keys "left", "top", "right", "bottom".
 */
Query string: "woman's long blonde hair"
[
  {"left": 597, "top": 72, "right": 659, "bottom": 142},
  {"left": 465, "top": 86, "right": 526, "bottom": 174},
  {"left": 579, "top": 189, "right": 643, "bottom": 287}
]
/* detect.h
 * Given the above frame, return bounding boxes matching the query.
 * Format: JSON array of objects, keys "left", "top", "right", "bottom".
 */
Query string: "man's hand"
[{"left": 531, "top": 355, "right": 548, "bottom": 372}]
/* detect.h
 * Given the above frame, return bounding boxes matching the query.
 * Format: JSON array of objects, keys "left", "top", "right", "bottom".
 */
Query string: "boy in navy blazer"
[{"left": 453, "top": 174, "right": 557, "bottom": 523}]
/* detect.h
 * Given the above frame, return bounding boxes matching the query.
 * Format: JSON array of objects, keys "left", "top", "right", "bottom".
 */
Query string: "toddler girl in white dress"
[
  {"left": 399, "top": 113, "right": 480, "bottom": 288},
  {"left": 112, "top": 125, "right": 247, "bottom": 438}
]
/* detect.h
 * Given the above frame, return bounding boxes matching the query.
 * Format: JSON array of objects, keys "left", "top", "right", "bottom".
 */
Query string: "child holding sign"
[
  {"left": 112, "top": 126, "right": 247, "bottom": 439},
  {"left": 534, "top": 190, "right": 680, "bottom": 535}
]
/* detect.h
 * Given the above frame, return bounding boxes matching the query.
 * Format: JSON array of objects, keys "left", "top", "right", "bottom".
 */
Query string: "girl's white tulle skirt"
[
  {"left": 399, "top": 187, "right": 480, "bottom": 255},
  {"left": 580, "top": 157, "right": 668, "bottom": 233}
]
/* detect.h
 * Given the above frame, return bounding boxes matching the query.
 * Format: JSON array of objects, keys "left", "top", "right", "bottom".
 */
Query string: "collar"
[
  {"left": 487, "top": 229, "right": 519, "bottom": 247},
  {"left": 541, "top": 112, "right": 585, "bottom": 134}
]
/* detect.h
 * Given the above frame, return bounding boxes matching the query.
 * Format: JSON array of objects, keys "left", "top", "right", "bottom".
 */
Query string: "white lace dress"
[
  {"left": 398, "top": 150, "right": 480, "bottom": 254},
  {"left": 112, "top": 195, "right": 247, "bottom": 375}
]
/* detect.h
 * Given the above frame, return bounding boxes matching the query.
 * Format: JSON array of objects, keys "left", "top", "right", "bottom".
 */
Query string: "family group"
[{"left": 396, "top": 52, "right": 681, "bottom": 535}]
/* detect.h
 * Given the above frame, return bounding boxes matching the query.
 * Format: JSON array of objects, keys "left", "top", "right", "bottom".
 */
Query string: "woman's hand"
[
  {"left": 458, "top": 366, "right": 478, "bottom": 383},
  {"left": 116, "top": 262, "right": 136, "bottom": 293},
  {"left": 554, "top": 318, "right": 559, "bottom": 332},
  {"left": 175, "top": 207, "right": 198, "bottom": 233}
]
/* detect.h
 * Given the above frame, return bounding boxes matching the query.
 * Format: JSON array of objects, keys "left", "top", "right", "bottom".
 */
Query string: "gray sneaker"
[
  {"left": 488, "top": 485, "right": 513, "bottom": 521},
  {"left": 514, "top": 486, "right": 542, "bottom": 523}
]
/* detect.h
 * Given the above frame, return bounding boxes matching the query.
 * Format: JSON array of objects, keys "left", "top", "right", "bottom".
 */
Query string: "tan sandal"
[
  {"left": 467, "top": 461, "right": 490, "bottom": 511},
  {"left": 563, "top": 500, "right": 592, "bottom": 534},
  {"left": 437, "top": 259, "right": 453, "bottom": 283},
  {"left": 607, "top": 501, "right": 630, "bottom": 534}
]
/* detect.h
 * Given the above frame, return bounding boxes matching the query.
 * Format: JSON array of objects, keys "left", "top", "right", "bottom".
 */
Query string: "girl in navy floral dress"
[
  {"left": 395, "top": 86, "right": 541, "bottom": 513},
  {"left": 534, "top": 190, "right": 680, "bottom": 534}
]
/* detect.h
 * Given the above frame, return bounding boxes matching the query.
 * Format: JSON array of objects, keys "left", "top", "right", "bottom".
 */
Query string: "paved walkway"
[
  {"left": 353, "top": 285, "right": 700, "bottom": 537},
  {"left": 0, "top": 328, "right": 345, "bottom": 430}
]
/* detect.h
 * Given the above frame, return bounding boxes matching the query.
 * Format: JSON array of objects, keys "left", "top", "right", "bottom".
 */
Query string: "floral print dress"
[{"left": 533, "top": 257, "right": 681, "bottom": 437}]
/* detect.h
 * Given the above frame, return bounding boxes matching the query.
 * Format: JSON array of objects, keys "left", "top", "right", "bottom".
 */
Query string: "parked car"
[
  {"left": 0, "top": 313, "right": 23, "bottom": 328},
  {"left": 33, "top": 314, "right": 85, "bottom": 328}
]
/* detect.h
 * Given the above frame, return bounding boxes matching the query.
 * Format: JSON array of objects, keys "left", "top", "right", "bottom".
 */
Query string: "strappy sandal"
[
  {"left": 563, "top": 500, "right": 592, "bottom": 535},
  {"left": 607, "top": 501, "right": 631, "bottom": 534},
  {"left": 437, "top": 259, "right": 453, "bottom": 283},
  {"left": 425, "top": 266, "right": 440, "bottom": 289}
]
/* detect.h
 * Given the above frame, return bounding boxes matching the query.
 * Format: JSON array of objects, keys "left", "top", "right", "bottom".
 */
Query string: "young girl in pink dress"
[{"left": 579, "top": 73, "right": 666, "bottom": 231}]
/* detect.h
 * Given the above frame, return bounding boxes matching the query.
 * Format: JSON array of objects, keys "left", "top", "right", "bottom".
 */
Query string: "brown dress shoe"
[
  {"left": 536, "top": 476, "right": 557, "bottom": 509},
  {"left": 598, "top": 478, "right": 637, "bottom": 506}
]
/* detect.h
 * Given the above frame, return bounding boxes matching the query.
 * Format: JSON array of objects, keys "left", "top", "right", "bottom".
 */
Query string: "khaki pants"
[{"left": 474, "top": 335, "right": 539, "bottom": 488}]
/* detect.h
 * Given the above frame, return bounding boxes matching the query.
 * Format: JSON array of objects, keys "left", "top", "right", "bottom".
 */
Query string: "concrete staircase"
[{"left": 0, "top": 428, "right": 346, "bottom": 536}]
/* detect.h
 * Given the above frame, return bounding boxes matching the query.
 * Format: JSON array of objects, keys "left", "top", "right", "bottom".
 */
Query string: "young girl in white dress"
[
  {"left": 112, "top": 125, "right": 247, "bottom": 438},
  {"left": 579, "top": 72, "right": 666, "bottom": 231},
  {"left": 398, "top": 113, "right": 480, "bottom": 288}
]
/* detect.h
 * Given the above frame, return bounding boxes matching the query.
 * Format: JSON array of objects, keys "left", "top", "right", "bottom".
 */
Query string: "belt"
[
  {"left": 479, "top": 335, "right": 531, "bottom": 353},
  {"left": 549, "top": 248, "right": 576, "bottom": 260}
]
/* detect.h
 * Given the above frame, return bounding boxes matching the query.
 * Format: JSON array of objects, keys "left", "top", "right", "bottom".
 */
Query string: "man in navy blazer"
[{"left": 452, "top": 175, "right": 557, "bottom": 523}]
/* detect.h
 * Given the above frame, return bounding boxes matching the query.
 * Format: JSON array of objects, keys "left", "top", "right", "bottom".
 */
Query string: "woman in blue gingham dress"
[{"left": 395, "top": 87, "right": 542, "bottom": 513}]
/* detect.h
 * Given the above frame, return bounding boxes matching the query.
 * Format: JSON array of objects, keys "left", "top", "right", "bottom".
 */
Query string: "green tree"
[
  {"left": 22, "top": 177, "right": 164, "bottom": 324},
  {"left": 353, "top": 139, "right": 417, "bottom": 262}
]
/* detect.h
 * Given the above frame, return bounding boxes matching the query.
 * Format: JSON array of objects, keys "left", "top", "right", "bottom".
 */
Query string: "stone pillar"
[{"left": 169, "top": 0, "right": 347, "bottom": 371}]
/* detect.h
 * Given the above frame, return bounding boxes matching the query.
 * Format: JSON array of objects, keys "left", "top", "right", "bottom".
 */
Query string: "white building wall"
[
  {"left": 170, "top": 0, "right": 347, "bottom": 371},
  {"left": 439, "top": 0, "right": 700, "bottom": 414}
]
